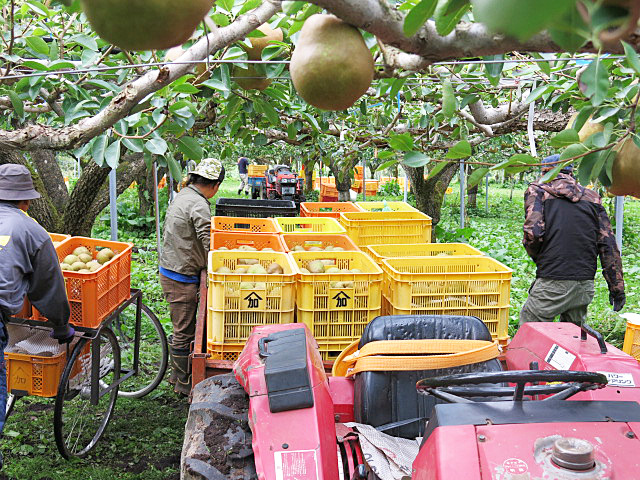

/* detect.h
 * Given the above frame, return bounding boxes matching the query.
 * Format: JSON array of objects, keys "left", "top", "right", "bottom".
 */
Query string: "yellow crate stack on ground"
[
  {"left": 275, "top": 216, "right": 346, "bottom": 234},
  {"left": 381, "top": 256, "right": 512, "bottom": 343},
  {"left": 339, "top": 211, "right": 432, "bottom": 246},
  {"left": 207, "top": 251, "right": 297, "bottom": 361},
  {"left": 291, "top": 251, "right": 383, "bottom": 360},
  {"left": 356, "top": 201, "right": 418, "bottom": 212},
  {"left": 365, "top": 243, "right": 485, "bottom": 266}
]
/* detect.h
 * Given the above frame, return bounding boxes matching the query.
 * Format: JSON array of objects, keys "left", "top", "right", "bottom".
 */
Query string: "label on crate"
[
  {"left": 329, "top": 288, "right": 354, "bottom": 310},
  {"left": 241, "top": 289, "right": 267, "bottom": 311}
]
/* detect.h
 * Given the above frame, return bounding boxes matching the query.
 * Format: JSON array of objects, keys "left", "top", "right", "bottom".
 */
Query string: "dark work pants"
[{"left": 159, "top": 275, "right": 199, "bottom": 351}]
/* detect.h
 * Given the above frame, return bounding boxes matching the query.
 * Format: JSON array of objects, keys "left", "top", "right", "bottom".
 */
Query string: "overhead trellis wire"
[{"left": 0, "top": 55, "right": 624, "bottom": 82}]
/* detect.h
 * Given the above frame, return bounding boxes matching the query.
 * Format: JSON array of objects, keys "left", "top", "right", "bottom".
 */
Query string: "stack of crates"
[
  {"left": 339, "top": 211, "right": 432, "bottom": 247},
  {"left": 365, "top": 243, "right": 484, "bottom": 266},
  {"left": 248, "top": 165, "right": 268, "bottom": 178},
  {"left": 207, "top": 251, "right": 296, "bottom": 361},
  {"left": 300, "top": 202, "right": 363, "bottom": 219},
  {"left": 320, "top": 182, "right": 339, "bottom": 202},
  {"left": 381, "top": 256, "right": 512, "bottom": 345},
  {"left": 211, "top": 231, "right": 286, "bottom": 252},
  {"left": 291, "top": 251, "right": 383, "bottom": 360}
]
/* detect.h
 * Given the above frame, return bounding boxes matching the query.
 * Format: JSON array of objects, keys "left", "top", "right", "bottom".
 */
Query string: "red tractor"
[
  {"left": 182, "top": 316, "right": 640, "bottom": 479},
  {"left": 262, "top": 165, "right": 305, "bottom": 203}
]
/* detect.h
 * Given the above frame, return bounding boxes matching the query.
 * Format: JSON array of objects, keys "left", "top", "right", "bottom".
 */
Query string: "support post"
[
  {"left": 109, "top": 168, "right": 117, "bottom": 241},
  {"left": 362, "top": 157, "right": 367, "bottom": 202},
  {"left": 403, "top": 171, "right": 408, "bottom": 203},
  {"left": 615, "top": 196, "right": 624, "bottom": 250},
  {"left": 168, "top": 170, "right": 175, "bottom": 203},
  {"left": 527, "top": 81, "right": 537, "bottom": 158},
  {"left": 153, "top": 163, "right": 162, "bottom": 257},
  {"left": 459, "top": 159, "right": 466, "bottom": 229},
  {"left": 485, "top": 174, "right": 489, "bottom": 213}
]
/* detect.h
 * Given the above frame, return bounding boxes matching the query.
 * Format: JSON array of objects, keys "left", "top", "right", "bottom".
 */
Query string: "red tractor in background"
[
  {"left": 262, "top": 164, "right": 305, "bottom": 203},
  {"left": 181, "top": 315, "right": 640, "bottom": 480}
]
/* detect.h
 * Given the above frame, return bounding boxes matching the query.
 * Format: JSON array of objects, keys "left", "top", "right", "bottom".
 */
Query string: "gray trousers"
[
  {"left": 520, "top": 278, "right": 595, "bottom": 326},
  {"left": 160, "top": 274, "right": 199, "bottom": 350}
]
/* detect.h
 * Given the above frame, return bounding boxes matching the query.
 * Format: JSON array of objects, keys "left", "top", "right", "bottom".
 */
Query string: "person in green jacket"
[{"left": 159, "top": 158, "right": 225, "bottom": 395}]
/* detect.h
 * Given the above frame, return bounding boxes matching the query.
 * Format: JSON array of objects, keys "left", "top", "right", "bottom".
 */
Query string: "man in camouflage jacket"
[{"left": 520, "top": 154, "right": 625, "bottom": 325}]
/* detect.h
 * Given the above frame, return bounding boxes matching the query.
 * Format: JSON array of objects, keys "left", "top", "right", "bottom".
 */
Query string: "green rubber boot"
[
  {"left": 168, "top": 335, "right": 177, "bottom": 386},
  {"left": 171, "top": 346, "right": 192, "bottom": 396}
]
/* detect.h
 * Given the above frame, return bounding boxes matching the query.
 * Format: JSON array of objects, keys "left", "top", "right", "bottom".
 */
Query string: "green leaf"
[
  {"left": 177, "top": 136, "right": 203, "bottom": 160},
  {"left": 472, "top": 0, "right": 574, "bottom": 41},
  {"left": 282, "top": 1, "right": 305, "bottom": 15},
  {"left": 587, "top": 148, "right": 611, "bottom": 183},
  {"left": 559, "top": 143, "right": 588, "bottom": 162},
  {"left": 548, "top": 4, "right": 588, "bottom": 52},
  {"left": 104, "top": 140, "right": 121, "bottom": 169},
  {"left": 376, "top": 159, "right": 398, "bottom": 172},
  {"left": 145, "top": 138, "right": 168, "bottom": 155},
  {"left": 426, "top": 160, "right": 450, "bottom": 179},
  {"left": 21, "top": 60, "right": 49, "bottom": 71},
  {"left": 572, "top": 107, "right": 594, "bottom": 132},
  {"left": 238, "top": 0, "right": 261, "bottom": 15},
  {"left": 434, "top": 0, "right": 470, "bottom": 36},
  {"left": 442, "top": 78, "right": 456, "bottom": 118},
  {"left": 525, "top": 84, "right": 549, "bottom": 104},
  {"left": 389, "top": 133, "right": 414, "bottom": 152},
  {"left": 173, "top": 84, "right": 200, "bottom": 94},
  {"left": 69, "top": 34, "right": 98, "bottom": 51},
  {"left": 491, "top": 154, "right": 537, "bottom": 171},
  {"left": 8, "top": 91, "right": 24, "bottom": 120},
  {"left": 578, "top": 151, "right": 600, "bottom": 185},
  {"left": 581, "top": 59, "right": 610, "bottom": 107},
  {"left": 378, "top": 150, "right": 396, "bottom": 160},
  {"left": 483, "top": 54, "right": 504, "bottom": 80},
  {"left": 404, "top": 0, "right": 438, "bottom": 36},
  {"left": 122, "top": 137, "right": 144, "bottom": 153},
  {"left": 166, "top": 153, "right": 183, "bottom": 182},
  {"left": 254, "top": 98, "right": 281, "bottom": 127},
  {"left": 467, "top": 167, "right": 489, "bottom": 188},
  {"left": 622, "top": 41, "right": 640, "bottom": 75},
  {"left": 25, "top": 36, "right": 49, "bottom": 55},
  {"left": 540, "top": 163, "right": 565, "bottom": 183},
  {"left": 550, "top": 129, "right": 580, "bottom": 148},
  {"left": 92, "top": 135, "right": 108, "bottom": 167},
  {"left": 445, "top": 140, "right": 471, "bottom": 159},
  {"left": 403, "top": 151, "right": 430, "bottom": 167}
]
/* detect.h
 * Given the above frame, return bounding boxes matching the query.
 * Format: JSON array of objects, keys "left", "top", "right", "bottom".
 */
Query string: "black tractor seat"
[{"left": 353, "top": 315, "right": 502, "bottom": 439}]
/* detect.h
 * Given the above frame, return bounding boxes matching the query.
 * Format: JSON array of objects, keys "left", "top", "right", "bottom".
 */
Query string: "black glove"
[
  {"left": 610, "top": 293, "right": 626, "bottom": 312},
  {"left": 50, "top": 324, "right": 75, "bottom": 345}
]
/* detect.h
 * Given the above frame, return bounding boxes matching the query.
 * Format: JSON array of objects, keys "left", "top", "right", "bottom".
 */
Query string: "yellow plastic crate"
[
  {"left": 365, "top": 243, "right": 485, "bottom": 265},
  {"left": 207, "top": 251, "right": 296, "bottom": 359},
  {"left": 291, "top": 251, "right": 383, "bottom": 360},
  {"left": 248, "top": 165, "right": 268, "bottom": 177},
  {"left": 339, "top": 211, "right": 432, "bottom": 246},
  {"left": 275, "top": 217, "right": 346, "bottom": 234},
  {"left": 622, "top": 314, "right": 640, "bottom": 360},
  {"left": 381, "top": 257, "right": 512, "bottom": 342},
  {"left": 356, "top": 201, "right": 418, "bottom": 213}
]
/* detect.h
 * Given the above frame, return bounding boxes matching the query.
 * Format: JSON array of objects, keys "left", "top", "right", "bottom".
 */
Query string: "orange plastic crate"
[
  {"left": 300, "top": 202, "right": 362, "bottom": 219},
  {"left": 211, "top": 232, "right": 286, "bottom": 252},
  {"left": 281, "top": 234, "right": 360, "bottom": 252},
  {"left": 212, "top": 216, "right": 279, "bottom": 234},
  {"left": 5, "top": 325, "right": 66, "bottom": 397},
  {"left": 36, "top": 237, "right": 133, "bottom": 328}
]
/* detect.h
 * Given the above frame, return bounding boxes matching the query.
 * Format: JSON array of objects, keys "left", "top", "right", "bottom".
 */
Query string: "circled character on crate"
[
  {"left": 0, "top": 164, "right": 74, "bottom": 466},
  {"left": 159, "top": 158, "right": 225, "bottom": 396},
  {"left": 520, "top": 154, "right": 625, "bottom": 325}
]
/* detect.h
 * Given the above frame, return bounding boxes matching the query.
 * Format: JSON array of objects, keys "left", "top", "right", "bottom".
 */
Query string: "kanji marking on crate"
[
  {"left": 332, "top": 291, "right": 352, "bottom": 308},
  {"left": 242, "top": 291, "right": 264, "bottom": 310}
]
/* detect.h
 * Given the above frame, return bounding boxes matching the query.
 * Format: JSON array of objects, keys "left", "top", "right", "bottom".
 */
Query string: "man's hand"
[
  {"left": 610, "top": 292, "right": 626, "bottom": 312},
  {"left": 50, "top": 324, "right": 75, "bottom": 345}
]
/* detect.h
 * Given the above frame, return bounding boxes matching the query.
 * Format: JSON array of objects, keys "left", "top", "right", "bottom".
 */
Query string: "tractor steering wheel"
[{"left": 416, "top": 370, "right": 608, "bottom": 403}]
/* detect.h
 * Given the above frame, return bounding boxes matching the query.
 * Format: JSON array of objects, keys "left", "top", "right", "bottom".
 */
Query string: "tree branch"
[{"left": 0, "top": 0, "right": 281, "bottom": 151}]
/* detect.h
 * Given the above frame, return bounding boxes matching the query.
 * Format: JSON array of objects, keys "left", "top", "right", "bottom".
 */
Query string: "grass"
[{"left": 3, "top": 175, "right": 638, "bottom": 478}]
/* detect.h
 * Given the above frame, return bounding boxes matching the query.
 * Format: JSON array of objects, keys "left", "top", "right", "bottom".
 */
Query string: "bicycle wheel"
[
  {"left": 112, "top": 302, "right": 168, "bottom": 398},
  {"left": 54, "top": 327, "right": 120, "bottom": 459},
  {"left": 5, "top": 393, "right": 20, "bottom": 418}
]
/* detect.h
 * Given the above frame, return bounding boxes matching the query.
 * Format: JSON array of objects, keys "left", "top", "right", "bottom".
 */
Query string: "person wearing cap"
[
  {"left": 237, "top": 156, "right": 250, "bottom": 196},
  {"left": 0, "top": 164, "right": 74, "bottom": 455},
  {"left": 159, "top": 158, "right": 225, "bottom": 396},
  {"left": 520, "top": 154, "right": 625, "bottom": 325}
]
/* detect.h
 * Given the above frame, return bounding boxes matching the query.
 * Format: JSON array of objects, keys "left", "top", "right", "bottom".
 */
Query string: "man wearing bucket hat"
[
  {"left": 159, "top": 158, "right": 225, "bottom": 396},
  {"left": 520, "top": 154, "right": 625, "bottom": 325},
  {"left": 0, "top": 164, "right": 74, "bottom": 460}
]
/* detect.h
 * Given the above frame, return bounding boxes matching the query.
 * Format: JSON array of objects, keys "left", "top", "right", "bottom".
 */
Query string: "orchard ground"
[{"left": 2, "top": 175, "right": 638, "bottom": 480}]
